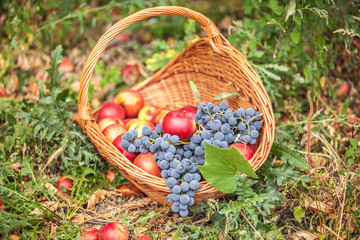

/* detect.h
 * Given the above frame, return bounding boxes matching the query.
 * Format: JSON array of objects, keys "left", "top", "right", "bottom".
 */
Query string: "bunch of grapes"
[{"left": 120, "top": 101, "right": 263, "bottom": 217}]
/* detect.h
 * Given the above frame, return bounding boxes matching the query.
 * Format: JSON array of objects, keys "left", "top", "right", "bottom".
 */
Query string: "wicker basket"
[{"left": 72, "top": 6, "right": 275, "bottom": 206}]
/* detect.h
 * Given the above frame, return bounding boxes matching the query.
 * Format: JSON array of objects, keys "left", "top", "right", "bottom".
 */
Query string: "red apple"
[
  {"left": 59, "top": 57, "right": 74, "bottom": 72},
  {"left": 114, "top": 89, "right": 144, "bottom": 118},
  {"left": 151, "top": 109, "right": 170, "bottom": 125},
  {"left": 98, "top": 118, "right": 124, "bottom": 132},
  {"left": 133, "top": 153, "right": 161, "bottom": 177},
  {"left": 135, "top": 237, "right": 153, "bottom": 240},
  {"left": 99, "top": 222, "right": 128, "bottom": 240},
  {"left": 0, "top": 200, "right": 3, "bottom": 210},
  {"left": 336, "top": 82, "right": 350, "bottom": 97},
  {"left": 113, "top": 134, "right": 139, "bottom": 162},
  {"left": 162, "top": 111, "right": 197, "bottom": 141},
  {"left": 81, "top": 228, "right": 99, "bottom": 240},
  {"left": 118, "top": 182, "right": 143, "bottom": 198},
  {"left": 123, "top": 118, "right": 136, "bottom": 126},
  {"left": 57, "top": 176, "right": 73, "bottom": 194},
  {"left": 127, "top": 120, "right": 155, "bottom": 137},
  {"left": 138, "top": 105, "right": 159, "bottom": 121},
  {"left": 0, "top": 88, "right": 8, "bottom": 97},
  {"left": 106, "top": 170, "right": 115, "bottom": 183},
  {"left": 125, "top": 118, "right": 139, "bottom": 130},
  {"left": 121, "top": 65, "right": 141, "bottom": 79},
  {"left": 102, "top": 124, "right": 127, "bottom": 142},
  {"left": 97, "top": 102, "right": 125, "bottom": 122},
  {"left": 229, "top": 143, "right": 254, "bottom": 160},
  {"left": 178, "top": 106, "right": 198, "bottom": 118}
]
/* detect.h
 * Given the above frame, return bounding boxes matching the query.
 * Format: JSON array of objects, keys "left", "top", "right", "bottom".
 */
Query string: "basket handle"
[{"left": 78, "top": 6, "right": 224, "bottom": 124}]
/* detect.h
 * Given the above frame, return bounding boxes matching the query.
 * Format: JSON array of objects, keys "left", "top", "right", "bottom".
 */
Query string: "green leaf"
[
  {"left": 349, "top": 139, "right": 356, "bottom": 147},
  {"left": 284, "top": 0, "right": 296, "bottom": 21},
  {"left": 189, "top": 79, "right": 201, "bottom": 102},
  {"left": 271, "top": 143, "right": 308, "bottom": 169},
  {"left": 199, "top": 143, "right": 258, "bottom": 194},
  {"left": 211, "top": 92, "right": 239, "bottom": 102},
  {"left": 290, "top": 28, "right": 301, "bottom": 44},
  {"left": 345, "top": 148, "right": 354, "bottom": 158},
  {"left": 46, "top": 45, "right": 64, "bottom": 91},
  {"left": 293, "top": 206, "right": 305, "bottom": 222}
]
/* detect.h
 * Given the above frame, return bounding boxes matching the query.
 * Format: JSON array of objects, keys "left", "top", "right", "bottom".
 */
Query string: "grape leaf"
[
  {"left": 271, "top": 143, "right": 308, "bottom": 169},
  {"left": 189, "top": 79, "right": 201, "bottom": 102},
  {"left": 199, "top": 142, "right": 258, "bottom": 194},
  {"left": 211, "top": 92, "right": 239, "bottom": 102}
]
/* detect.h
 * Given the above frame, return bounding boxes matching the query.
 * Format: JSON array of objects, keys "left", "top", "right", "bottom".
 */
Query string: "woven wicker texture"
[{"left": 72, "top": 6, "right": 275, "bottom": 206}]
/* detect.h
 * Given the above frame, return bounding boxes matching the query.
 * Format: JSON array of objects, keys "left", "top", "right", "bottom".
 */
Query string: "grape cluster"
[
  {"left": 194, "top": 101, "right": 262, "bottom": 146},
  {"left": 120, "top": 101, "right": 263, "bottom": 217},
  {"left": 121, "top": 124, "right": 201, "bottom": 217}
]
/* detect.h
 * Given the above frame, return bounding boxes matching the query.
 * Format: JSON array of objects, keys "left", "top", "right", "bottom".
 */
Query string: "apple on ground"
[
  {"left": 106, "top": 170, "right": 115, "bottom": 183},
  {"left": 177, "top": 106, "right": 198, "bottom": 118},
  {"left": 0, "top": 88, "right": 8, "bottom": 97},
  {"left": 102, "top": 124, "right": 127, "bottom": 142},
  {"left": 118, "top": 182, "right": 143, "bottom": 198},
  {"left": 57, "top": 176, "right": 73, "bottom": 194},
  {"left": 162, "top": 111, "right": 197, "bottom": 141},
  {"left": 99, "top": 222, "right": 128, "bottom": 240},
  {"left": 138, "top": 105, "right": 159, "bottom": 121},
  {"left": 229, "top": 143, "right": 255, "bottom": 160},
  {"left": 114, "top": 89, "right": 144, "bottom": 118},
  {"left": 127, "top": 120, "right": 155, "bottom": 137},
  {"left": 98, "top": 117, "right": 124, "bottom": 132},
  {"left": 113, "top": 134, "right": 139, "bottom": 162},
  {"left": 151, "top": 109, "right": 170, "bottom": 125},
  {"left": 133, "top": 153, "right": 161, "bottom": 177},
  {"left": 135, "top": 237, "right": 153, "bottom": 240},
  {"left": 58, "top": 57, "right": 74, "bottom": 72},
  {"left": 81, "top": 228, "right": 99, "bottom": 240},
  {"left": 97, "top": 102, "right": 125, "bottom": 122},
  {"left": 336, "top": 82, "right": 350, "bottom": 97}
]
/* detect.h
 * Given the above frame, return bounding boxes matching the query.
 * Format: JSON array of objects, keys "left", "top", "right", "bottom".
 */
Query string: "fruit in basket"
[
  {"left": 57, "top": 176, "right": 73, "bottom": 194},
  {"left": 118, "top": 182, "right": 143, "bottom": 198},
  {"left": 133, "top": 152, "right": 161, "bottom": 177},
  {"left": 81, "top": 228, "right": 99, "bottom": 240},
  {"left": 151, "top": 109, "right": 170, "bottom": 125},
  {"left": 97, "top": 102, "right": 125, "bottom": 122},
  {"left": 113, "top": 134, "right": 139, "bottom": 162},
  {"left": 127, "top": 120, "right": 155, "bottom": 138},
  {"left": 99, "top": 222, "right": 128, "bottom": 240},
  {"left": 162, "top": 111, "right": 197, "bottom": 141},
  {"left": 102, "top": 124, "right": 127, "bottom": 142},
  {"left": 123, "top": 118, "right": 136, "bottom": 126},
  {"left": 119, "top": 100, "right": 264, "bottom": 217},
  {"left": 229, "top": 143, "right": 254, "bottom": 160},
  {"left": 106, "top": 170, "right": 116, "bottom": 183},
  {"left": 98, "top": 117, "right": 124, "bottom": 131},
  {"left": 138, "top": 105, "right": 159, "bottom": 121},
  {"left": 114, "top": 89, "right": 144, "bottom": 118},
  {"left": 178, "top": 106, "right": 198, "bottom": 118}
]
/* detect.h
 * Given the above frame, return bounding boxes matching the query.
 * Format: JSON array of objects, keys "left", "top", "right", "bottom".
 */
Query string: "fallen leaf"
[
  {"left": 292, "top": 231, "right": 319, "bottom": 240},
  {"left": 310, "top": 155, "right": 327, "bottom": 168},
  {"left": 309, "top": 201, "right": 334, "bottom": 214},
  {"left": 10, "top": 162, "right": 22, "bottom": 172},
  {"left": 8, "top": 234, "right": 21, "bottom": 240},
  {"left": 87, "top": 190, "right": 109, "bottom": 210},
  {"left": 71, "top": 213, "right": 86, "bottom": 224}
]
